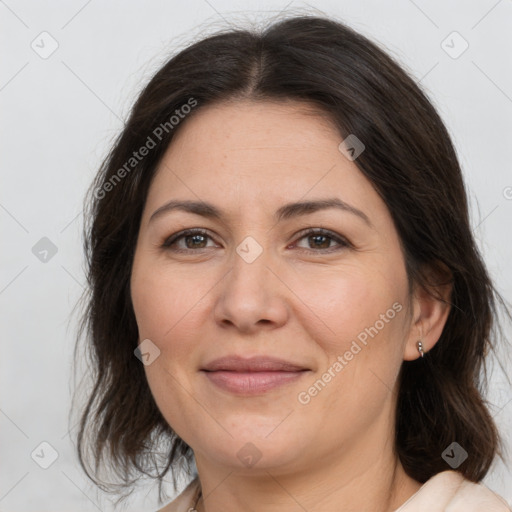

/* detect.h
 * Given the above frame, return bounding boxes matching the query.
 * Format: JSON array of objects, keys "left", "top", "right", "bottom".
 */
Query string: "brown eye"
[
  {"left": 162, "top": 229, "right": 216, "bottom": 252},
  {"left": 294, "top": 228, "right": 350, "bottom": 252},
  {"left": 161, "top": 227, "right": 350, "bottom": 254}
]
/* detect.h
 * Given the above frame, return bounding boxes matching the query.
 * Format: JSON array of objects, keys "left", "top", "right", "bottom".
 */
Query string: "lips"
[
  {"left": 201, "top": 355, "right": 309, "bottom": 372},
  {"left": 201, "top": 355, "right": 310, "bottom": 395}
]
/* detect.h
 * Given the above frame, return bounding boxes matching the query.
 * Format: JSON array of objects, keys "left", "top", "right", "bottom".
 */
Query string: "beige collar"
[{"left": 160, "top": 471, "right": 510, "bottom": 512}]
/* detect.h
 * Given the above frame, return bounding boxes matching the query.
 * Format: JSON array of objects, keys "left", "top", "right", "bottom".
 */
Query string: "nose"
[{"left": 213, "top": 244, "right": 289, "bottom": 334}]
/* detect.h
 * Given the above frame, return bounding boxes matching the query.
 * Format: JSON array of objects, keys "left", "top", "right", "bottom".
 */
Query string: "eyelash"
[{"left": 161, "top": 228, "right": 351, "bottom": 254}]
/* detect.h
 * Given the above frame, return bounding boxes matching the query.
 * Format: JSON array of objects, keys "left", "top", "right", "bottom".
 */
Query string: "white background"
[{"left": 1, "top": 0, "right": 511, "bottom": 510}]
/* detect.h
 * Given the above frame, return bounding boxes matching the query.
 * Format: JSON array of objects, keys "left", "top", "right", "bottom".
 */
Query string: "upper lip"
[{"left": 201, "top": 355, "right": 309, "bottom": 372}]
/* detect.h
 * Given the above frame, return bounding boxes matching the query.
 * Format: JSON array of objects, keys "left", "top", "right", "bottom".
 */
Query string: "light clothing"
[
  {"left": 158, "top": 470, "right": 511, "bottom": 511},
  {"left": 395, "top": 470, "right": 510, "bottom": 511}
]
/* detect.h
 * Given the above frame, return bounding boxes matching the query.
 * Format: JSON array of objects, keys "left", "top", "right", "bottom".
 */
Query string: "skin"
[{"left": 130, "top": 99, "right": 452, "bottom": 512}]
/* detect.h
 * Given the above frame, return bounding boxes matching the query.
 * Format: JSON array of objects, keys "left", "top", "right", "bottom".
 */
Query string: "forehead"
[
  {"left": 160, "top": 99, "right": 341, "bottom": 166},
  {"left": 143, "top": 100, "right": 384, "bottom": 224}
]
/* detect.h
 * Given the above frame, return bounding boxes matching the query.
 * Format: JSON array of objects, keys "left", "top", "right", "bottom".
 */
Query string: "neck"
[{"left": 193, "top": 426, "right": 422, "bottom": 511}]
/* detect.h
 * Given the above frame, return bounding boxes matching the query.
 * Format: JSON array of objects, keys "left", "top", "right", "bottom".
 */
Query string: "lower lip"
[{"left": 202, "top": 370, "right": 308, "bottom": 395}]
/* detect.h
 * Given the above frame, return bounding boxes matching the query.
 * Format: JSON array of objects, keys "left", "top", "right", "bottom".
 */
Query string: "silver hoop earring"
[{"left": 417, "top": 340, "right": 425, "bottom": 358}]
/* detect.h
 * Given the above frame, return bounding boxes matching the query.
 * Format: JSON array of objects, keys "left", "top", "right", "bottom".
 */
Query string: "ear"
[{"left": 403, "top": 263, "right": 453, "bottom": 361}]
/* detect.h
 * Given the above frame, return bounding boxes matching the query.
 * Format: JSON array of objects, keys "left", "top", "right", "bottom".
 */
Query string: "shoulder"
[
  {"left": 395, "top": 470, "right": 511, "bottom": 512},
  {"left": 156, "top": 477, "right": 201, "bottom": 512},
  {"left": 451, "top": 477, "right": 511, "bottom": 511}
]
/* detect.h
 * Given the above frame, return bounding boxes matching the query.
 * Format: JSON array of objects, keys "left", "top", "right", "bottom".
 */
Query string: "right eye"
[{"left": 161, "top": 228, "right": 218, "bottom": 252}]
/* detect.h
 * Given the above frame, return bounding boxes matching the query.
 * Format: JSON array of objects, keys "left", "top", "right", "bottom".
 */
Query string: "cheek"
[
  {"left": 299, "top": 263, "right": 405, "bottom": 355},
  {"left": 131, "top": 265, "right": 202, "bottom": 442},
  {"left": 143, "top": 363, "right": 199, "bottom": 447},
  {"left": 299, "top": 269, "right": 407, "bottom": 431},
  {"left": 130, "top": 260, "right": 215, "bottom": 377},
  {"left": 322, "top": 268, "right": 409, "bottom": 401},
  {"left": 131, "top": 259, "right": 192, "bottom": 340}
]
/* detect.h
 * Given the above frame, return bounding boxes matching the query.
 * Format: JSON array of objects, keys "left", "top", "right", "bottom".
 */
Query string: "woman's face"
[{"left": 130, "top": 99, "right": 420, "bottom": 475}]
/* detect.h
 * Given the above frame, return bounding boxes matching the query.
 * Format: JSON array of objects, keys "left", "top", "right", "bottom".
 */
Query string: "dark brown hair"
[{"left": 74, "top": 12, "right": 511, "bottom": 505}]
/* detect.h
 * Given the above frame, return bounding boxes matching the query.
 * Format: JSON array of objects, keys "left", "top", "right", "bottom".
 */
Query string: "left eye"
[
  {"left": 293, "top": 228, "right": 350, "bottom": 251},
  {"left": 161, "top": 228, "right": 350, "bottom": 252}
]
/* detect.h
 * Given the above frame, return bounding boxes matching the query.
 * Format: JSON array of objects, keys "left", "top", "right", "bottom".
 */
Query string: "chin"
[{"left": 196, "top": 423, "right": 307, "bottom": 473}]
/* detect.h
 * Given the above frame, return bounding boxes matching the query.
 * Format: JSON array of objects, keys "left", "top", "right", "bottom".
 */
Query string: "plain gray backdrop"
[{"left": 1, "top": 0, "right": 511, "bottom": 510}]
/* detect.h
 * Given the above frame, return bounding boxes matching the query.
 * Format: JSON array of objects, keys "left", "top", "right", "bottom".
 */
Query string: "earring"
[{"left": 417, "top": 340, "right": 425, "bottom": 358}]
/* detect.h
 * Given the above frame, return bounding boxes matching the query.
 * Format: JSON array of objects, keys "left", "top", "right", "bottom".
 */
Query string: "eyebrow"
[{"left": 149, "top": 198, "right": 373, "bottom": 228}]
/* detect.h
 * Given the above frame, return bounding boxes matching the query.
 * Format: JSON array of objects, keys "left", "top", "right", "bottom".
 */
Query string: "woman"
[{"left": 75, "top": 14, "right": 512, "bottom": 511}]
